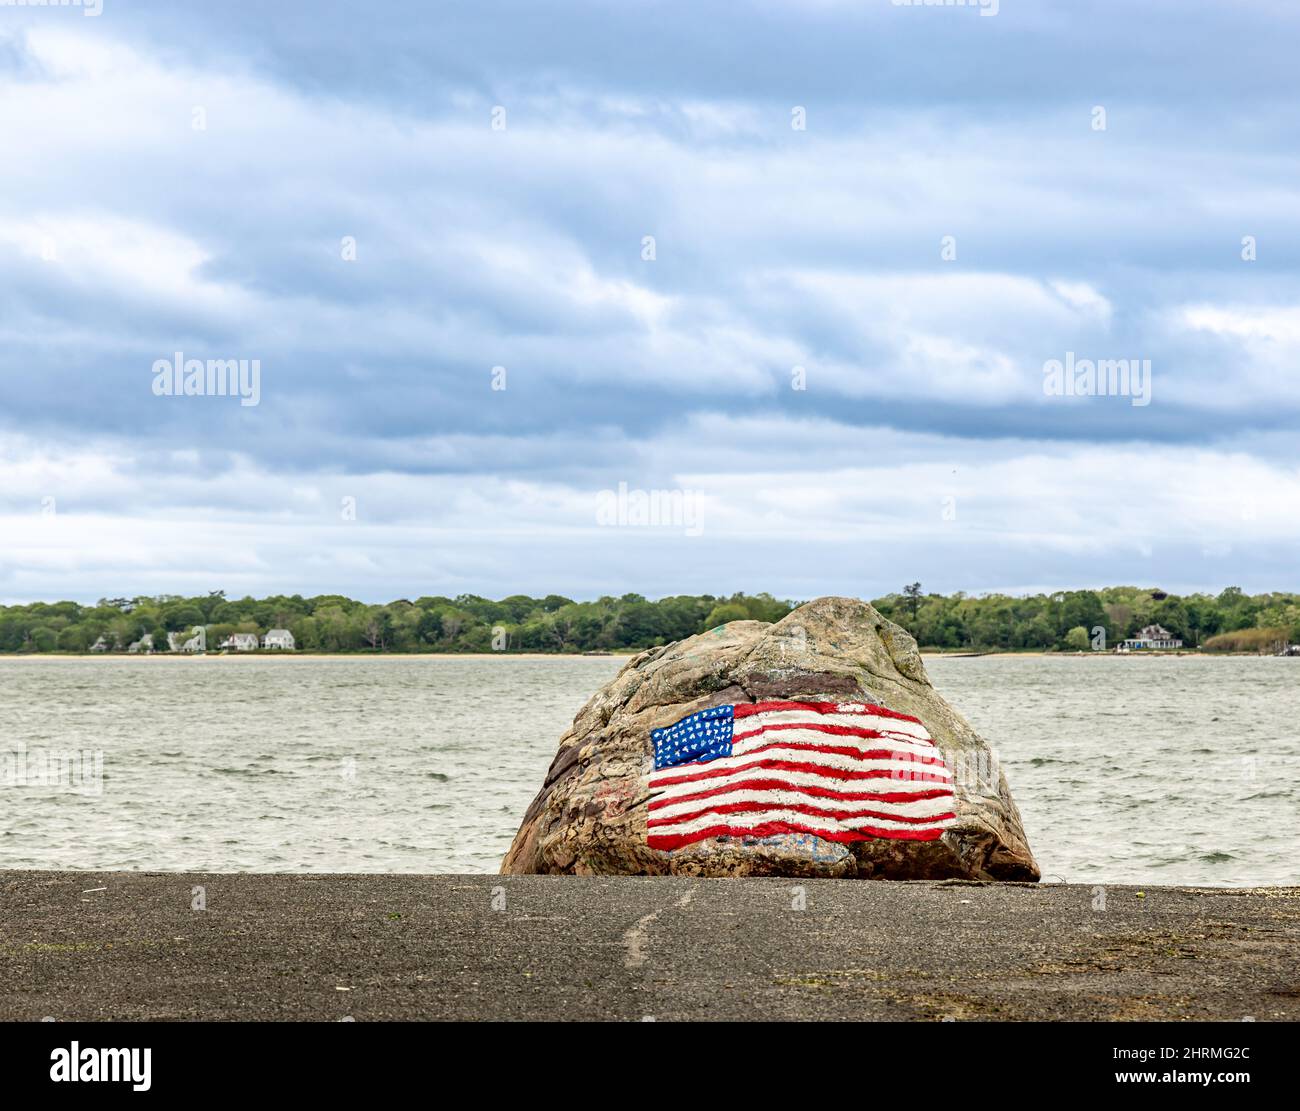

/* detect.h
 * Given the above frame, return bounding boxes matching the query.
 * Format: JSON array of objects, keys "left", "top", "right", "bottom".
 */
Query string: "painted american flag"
[{"left": 646, "top": 700, "right": 956, "bottom": 851}]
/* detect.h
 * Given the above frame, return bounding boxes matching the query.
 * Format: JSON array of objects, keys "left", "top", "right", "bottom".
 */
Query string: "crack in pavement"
[{"left": 622, "top": 886, "right": 696, "bottom": 969}]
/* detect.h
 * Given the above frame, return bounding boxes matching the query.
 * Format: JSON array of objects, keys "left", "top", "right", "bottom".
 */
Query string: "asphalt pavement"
[{"left": 1, "top": 872, "right": 1295, "bottom": 1021}]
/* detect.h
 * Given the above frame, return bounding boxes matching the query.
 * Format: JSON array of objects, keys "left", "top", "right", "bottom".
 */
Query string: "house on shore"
[
  {"left": 90, "top": 636, "right": 110, "bottom": 653},
  {"left": 262, "top": 629, "right": 295, "bottom": 651},
  {"left": 127, "top": 634, "right": 154, "bottom": 654},
  {"left": 1121, "top": 623, "right": 1183, "bottom": 650},
  {"left": 220, "top": 633, "right": 260, "bottom": 652}
]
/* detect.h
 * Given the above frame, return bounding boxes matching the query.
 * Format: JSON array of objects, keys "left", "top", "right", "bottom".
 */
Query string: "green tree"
[
  {"left": 903, "top": 582, "right": 923, "bottom": 621},
  {"left": 161, "top": 604, "right": 205, "bottom": 631},
  {"left": 28, "top": 626, "right": 58, "bottom": 652},
  {"left": 1064, "top": 626, "right": 1090, "bottom": 651},
  {"left": 703, "top": 603, "right": 750, "bottom": 629},
  {"left": 57, "top": 626, "right": 89, "bottom": 652}
]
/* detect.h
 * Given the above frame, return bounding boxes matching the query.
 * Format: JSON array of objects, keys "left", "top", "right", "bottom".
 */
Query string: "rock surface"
[{"left": 501, "top": 596, "right": 1039, "bottom": 880}]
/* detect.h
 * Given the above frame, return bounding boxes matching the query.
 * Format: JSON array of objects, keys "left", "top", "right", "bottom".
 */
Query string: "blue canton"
[{"left": 651, "top": 705, "right": 735, "bottom": 770}]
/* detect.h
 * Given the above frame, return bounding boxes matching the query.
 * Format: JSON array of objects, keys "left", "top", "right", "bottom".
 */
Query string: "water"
[
  {"left": 1, "top": 655, "right": 1295, "bottom": 885},
  {"left": 928, "top": 655, "right": 1299, "bottom": 887}
]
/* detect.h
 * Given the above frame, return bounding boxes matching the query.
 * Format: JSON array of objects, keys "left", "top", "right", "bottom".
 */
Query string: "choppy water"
[{"left": 1, "top": 656, "right": 1295, "bottom": 885}]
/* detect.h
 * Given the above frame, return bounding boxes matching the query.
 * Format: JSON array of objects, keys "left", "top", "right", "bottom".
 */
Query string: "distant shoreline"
[{"left": 6, "top": 590, "right": 1292, "bottom": 659}]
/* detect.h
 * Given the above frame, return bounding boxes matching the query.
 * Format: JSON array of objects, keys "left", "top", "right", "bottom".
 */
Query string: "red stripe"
[
  {"left": 730, "top": 735, "right": 947, "bottom": 766},
  {"left": 648, "top": 799, "right": 957, "bottom": 828},
  {"left": 649, "top": 776, "right": 953, "bottom": 811},
  {"left": 732, "top": 700, "right": 923, "bottom": 726},
  {"left": 650, "top": 756, "right": 954, "bottom": 789},
  {"left": 647, "top": 820, "right": 948, "bottom": 850},
  {"left": 732, "top": 720, "right": 936, "bottom": 747}
]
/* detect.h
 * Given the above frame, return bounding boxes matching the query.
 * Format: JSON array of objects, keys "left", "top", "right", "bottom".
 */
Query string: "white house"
[
  {"left": 127, "top": 633, "right": 154, "bottom": 654},
  {"left": 1122, "top": 623, "right": 1183, "bottom": 650},
  {"left": 262, "top": 628, "right": 295, "bottom": 651},
  {"left": 220, "top": 633, "right": 260, "bottom": 652},
  {"left": 90, "top": 635, "right": 110, "bottom": 653}
]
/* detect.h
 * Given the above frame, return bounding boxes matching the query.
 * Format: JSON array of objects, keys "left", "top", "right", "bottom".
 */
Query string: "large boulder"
[{"left": 501, "top": 596, "right": 1039, "bottom": 881}]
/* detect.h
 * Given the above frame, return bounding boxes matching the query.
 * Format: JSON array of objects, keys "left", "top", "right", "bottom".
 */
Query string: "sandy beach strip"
[{"left": 0, "top": 872, "right": 1295, "bottom": 1021}]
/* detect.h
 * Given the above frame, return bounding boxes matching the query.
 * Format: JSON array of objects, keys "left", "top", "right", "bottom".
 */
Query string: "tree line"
[
  {"left": 0, "top": 585, "right": 1293, "bottom": 654},
  {"left": 0, "top": 591, "right": 791, "bottom": 654},
  {"left": 871, "top": 585, "right": 1299, "bottom": 652}
]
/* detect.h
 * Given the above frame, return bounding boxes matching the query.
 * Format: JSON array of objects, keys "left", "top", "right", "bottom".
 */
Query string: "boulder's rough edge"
[{"left": 501, "top": 596, "right": 1039, "bottom": 881}]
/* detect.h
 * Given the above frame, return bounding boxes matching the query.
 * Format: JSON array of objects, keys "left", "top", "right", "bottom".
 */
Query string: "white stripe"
[
  {"left": 735, "top": 709, "right": 933, "bottom": 743},
  {"left": 730, "top": 727, "right": 942, "bottom": 762},
  {"left": 650, "top": 758, "right": 952, "bottom": 803},
  {"left": 650, "top": 746, "right": 952, "bottom": 789},
  {"left": 649, "top": 807, "right": 956, "bottom": 837},
  {"left": 650, "top": 787, "right": 957, "bottom": 824}
]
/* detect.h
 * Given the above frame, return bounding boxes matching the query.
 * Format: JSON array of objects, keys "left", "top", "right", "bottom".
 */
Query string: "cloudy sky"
[{"left": 2, "top": 0, "right": 1299, "bottom": 604}]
